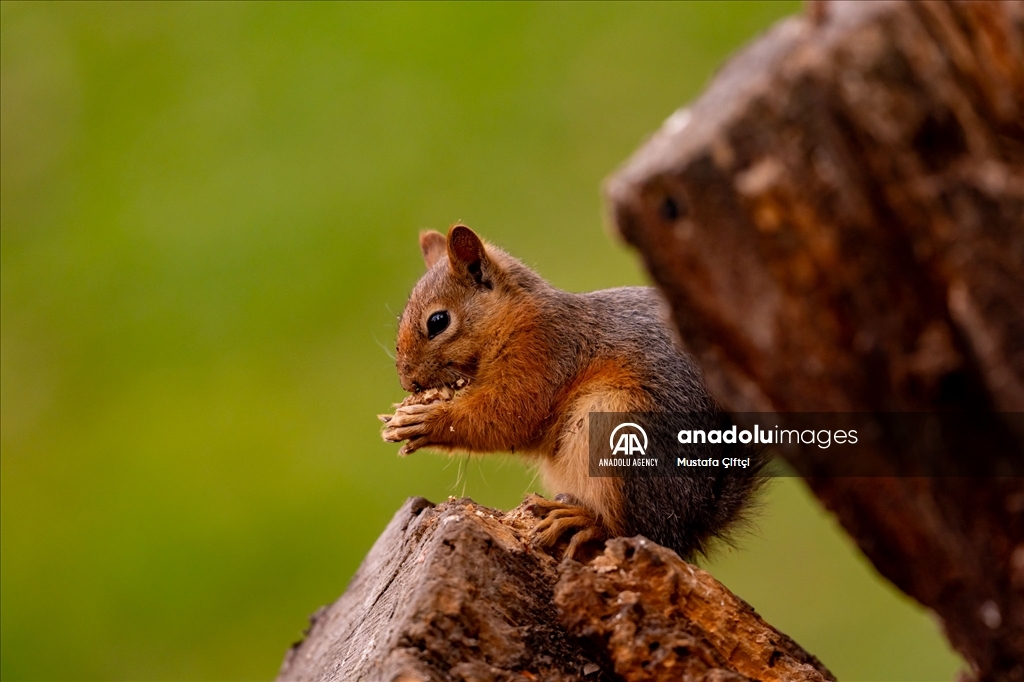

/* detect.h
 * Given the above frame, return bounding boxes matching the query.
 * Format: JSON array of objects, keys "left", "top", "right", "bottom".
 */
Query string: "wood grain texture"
[
  {"left": 606, "top": 1, "right": 1024, "bottom": 679},
  {"left": 556, "top": 538, "right": 834, "bottom": 682},
  {"left": 278, "top": 498, "right": 830, "bottom": 682}
]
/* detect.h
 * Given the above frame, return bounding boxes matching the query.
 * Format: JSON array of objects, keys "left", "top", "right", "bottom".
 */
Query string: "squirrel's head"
[{"left": 395, "top": 224, "right": 539, "bottom": 393}]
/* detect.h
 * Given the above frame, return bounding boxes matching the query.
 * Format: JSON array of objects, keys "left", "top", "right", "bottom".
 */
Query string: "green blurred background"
[{"left": 1, "top": 2, "right": 963, "bottom": 680}]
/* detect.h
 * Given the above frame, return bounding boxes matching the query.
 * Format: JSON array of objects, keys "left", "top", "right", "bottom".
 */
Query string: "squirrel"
[{"left": 380, "top": 224, "right": 764, "bottom": 560}]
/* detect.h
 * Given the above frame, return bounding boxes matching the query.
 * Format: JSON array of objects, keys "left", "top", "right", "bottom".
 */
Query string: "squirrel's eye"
[{"left": 427, "top": 310, "right": 450, "bottom": 339}]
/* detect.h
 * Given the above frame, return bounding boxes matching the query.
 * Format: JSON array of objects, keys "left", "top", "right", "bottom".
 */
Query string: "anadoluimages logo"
[{"left": 610, "top": 422, "right": 648, "bottom": 456}]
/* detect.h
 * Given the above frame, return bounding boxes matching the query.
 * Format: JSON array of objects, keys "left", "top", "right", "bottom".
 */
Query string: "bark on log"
[
  {"left": 606, "top": 1, "right": 1024, "bottom": 680},
  {"left": 556, "top": 538, "right": 832, "bottom": 682},
  {"left": 278, "top": 497, "right": 833, "bottom": 682}
]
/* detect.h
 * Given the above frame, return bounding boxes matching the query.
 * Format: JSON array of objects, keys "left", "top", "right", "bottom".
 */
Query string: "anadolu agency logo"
[
  {"left": 610, "top": 422, "right": 648, "bottom": 456},
  {"left": 598, "top": 421, "right": 660, "bottom": 470}
]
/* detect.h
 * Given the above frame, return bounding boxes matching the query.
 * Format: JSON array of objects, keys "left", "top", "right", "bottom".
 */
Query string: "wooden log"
[
  {"left": 277, "top": 498, "right": 833, "bottom": 682},
  {"left": 556, "top": 538, "right": 834, "bottom": 682},
  {"left": 276, "top": 497, "right": 604, "bottom": 682},
  {"left": 605, "top": 1, "right": 1024, "bottom": 679}
]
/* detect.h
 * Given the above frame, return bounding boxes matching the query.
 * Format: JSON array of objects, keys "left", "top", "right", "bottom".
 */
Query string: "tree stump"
[
  {"left": 606, "top": 1, "right": 1024, "bottom": 679},
  {"left": 278, "top": 498, "right": 833, "bottom": 682}
]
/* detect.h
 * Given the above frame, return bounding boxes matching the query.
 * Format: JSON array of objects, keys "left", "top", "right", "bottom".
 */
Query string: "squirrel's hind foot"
[{"left": 525, "top": 493, "right": 606, "bottom": 562}]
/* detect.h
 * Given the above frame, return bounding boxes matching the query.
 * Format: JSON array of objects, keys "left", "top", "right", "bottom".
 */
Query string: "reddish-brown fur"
[
  {"left": 382, "top": 225, "right": 764, "bottom": 560},
  {"left": 383, "top": 225, "right": 635, "bottom": 530}
]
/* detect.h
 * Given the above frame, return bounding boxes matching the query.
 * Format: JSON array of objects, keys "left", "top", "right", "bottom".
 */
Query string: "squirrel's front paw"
[
  {"left": 380, "top": 402, "right": 443, "bottom": 455},
  {"left": 525, "top": 493, "right": 606, "bottom": 561}
]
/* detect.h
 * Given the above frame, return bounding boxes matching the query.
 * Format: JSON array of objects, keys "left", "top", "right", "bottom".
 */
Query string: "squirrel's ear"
[
  {"left": 419, "top": 230, "right": 446, "bottom": 269},
  {"left": 447, "top": 224, "right": 491, "bottom": 287}
]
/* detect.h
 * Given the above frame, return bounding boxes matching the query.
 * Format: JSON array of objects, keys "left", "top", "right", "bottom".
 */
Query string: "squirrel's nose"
[{"left": 397, "top": 364, "right": 418, "bottom": 393}]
